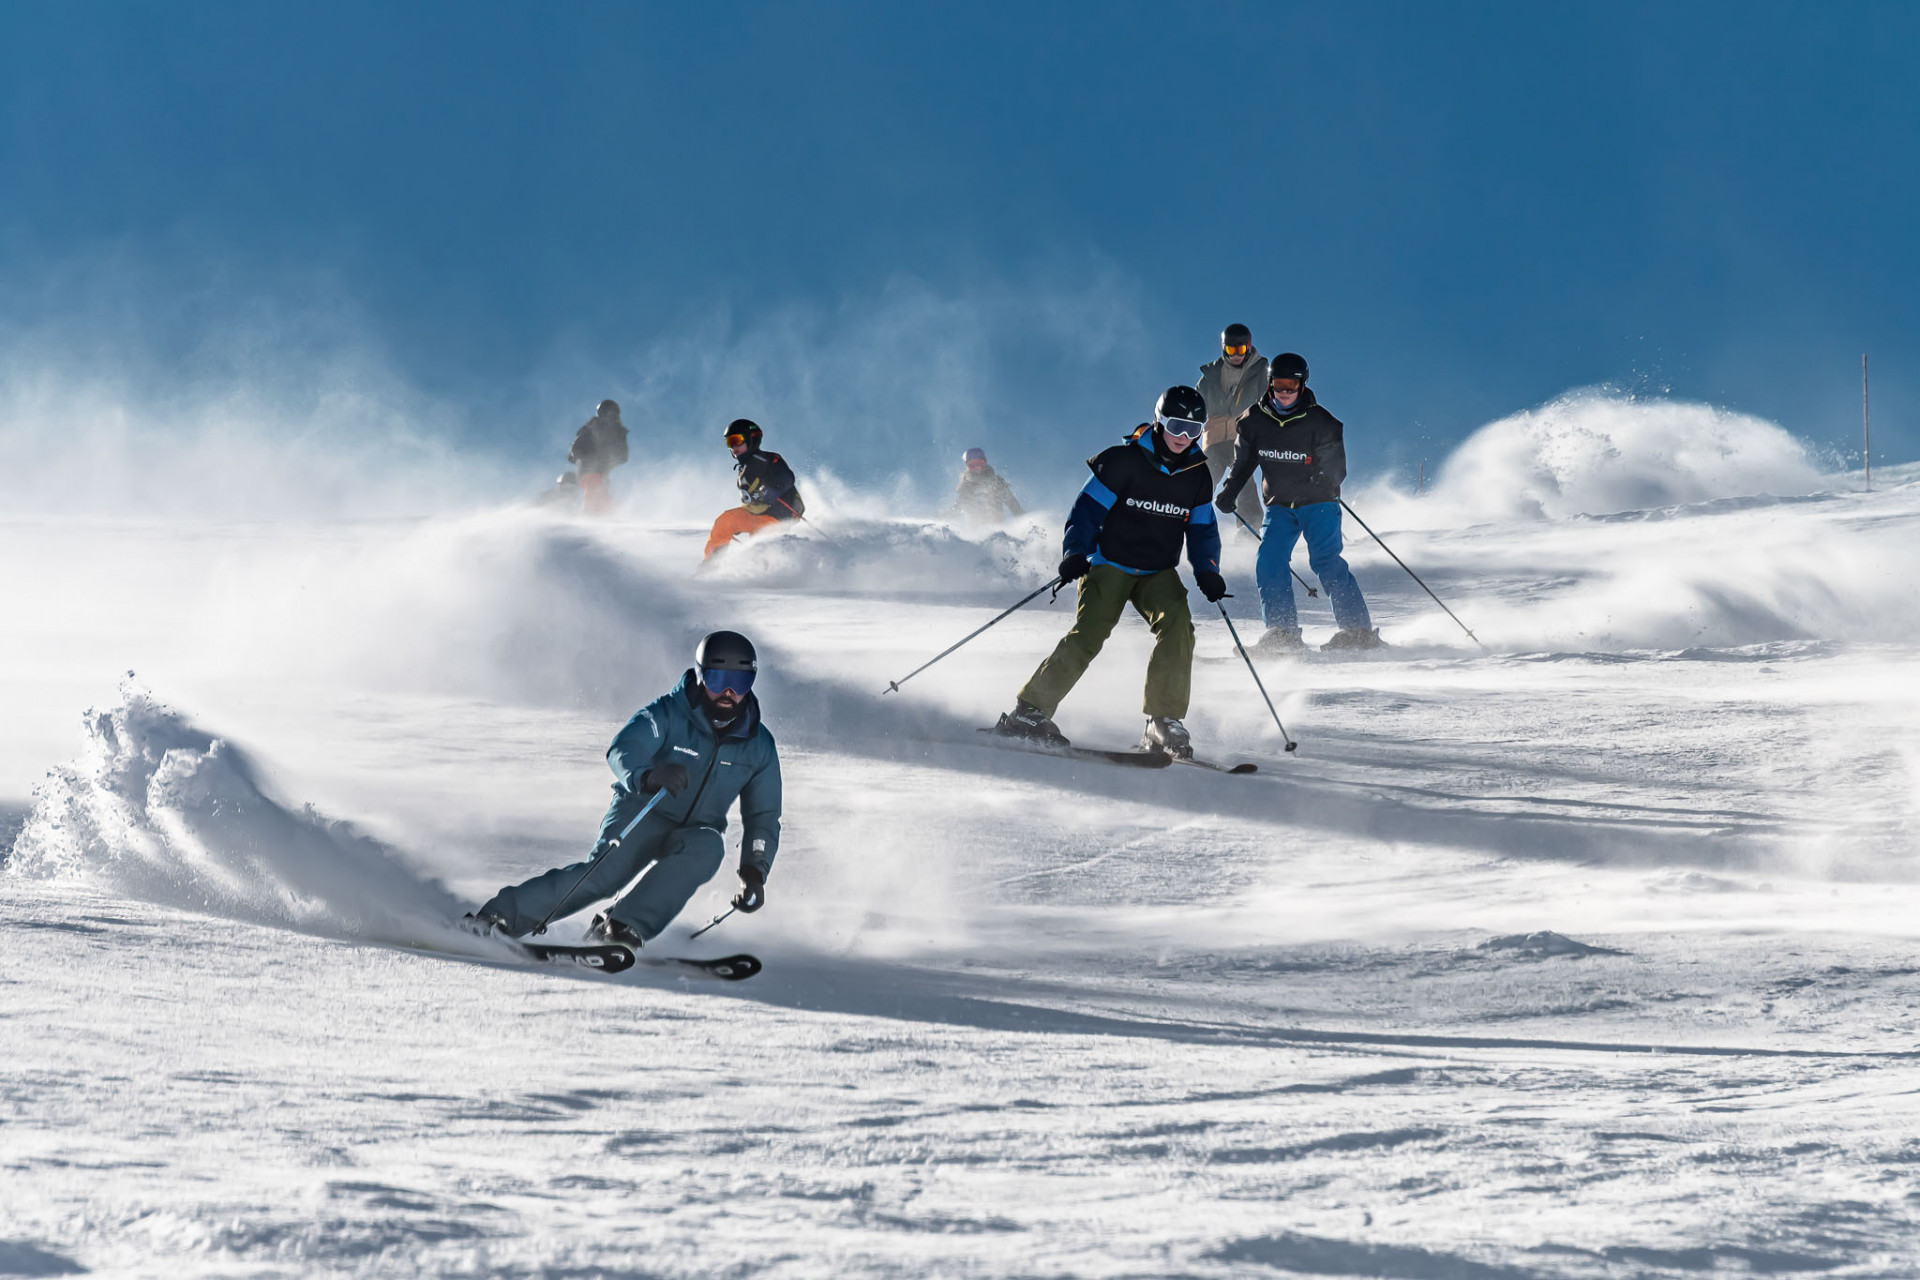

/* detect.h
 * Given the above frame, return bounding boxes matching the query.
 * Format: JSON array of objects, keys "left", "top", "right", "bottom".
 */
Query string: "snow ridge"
[{"left": 9, "top": 691, "right": 462, "bottom": 940}]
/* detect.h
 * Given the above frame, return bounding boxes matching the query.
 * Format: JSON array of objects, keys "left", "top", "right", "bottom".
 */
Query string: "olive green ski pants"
[{"left": 1017, "top": 564, "right": 1195, "bottom": 719}]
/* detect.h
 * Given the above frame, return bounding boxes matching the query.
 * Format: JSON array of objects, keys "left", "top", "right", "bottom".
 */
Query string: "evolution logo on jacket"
[
  {"left": 1220, "top": 388, "right": 1348, "bottom": 509},
  {"left": 1064, "top": 430, "right": 1221, "bottom": 575}
]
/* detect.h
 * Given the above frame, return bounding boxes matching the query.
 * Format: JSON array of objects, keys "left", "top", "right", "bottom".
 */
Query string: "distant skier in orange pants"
[
  {"left": 703, "top": 419, "right": 806, "bottom": 559},
  {"left": 569, "top": 399, "right": 629, "bottom": 516}
]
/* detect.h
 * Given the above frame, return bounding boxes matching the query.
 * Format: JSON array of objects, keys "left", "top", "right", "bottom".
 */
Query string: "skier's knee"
[{"left": 669, "top": 827, "right": 726, "bottom": 874}]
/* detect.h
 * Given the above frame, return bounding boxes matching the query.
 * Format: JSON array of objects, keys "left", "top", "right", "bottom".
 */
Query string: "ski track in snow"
[{"left": 5, "top": 414, "right": 1920, "bottom": 1276}]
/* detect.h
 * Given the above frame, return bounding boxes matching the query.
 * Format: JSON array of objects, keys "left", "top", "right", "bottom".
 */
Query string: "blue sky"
[{"left": 2, "top": 1, "right": 1914, "bottom": 496}]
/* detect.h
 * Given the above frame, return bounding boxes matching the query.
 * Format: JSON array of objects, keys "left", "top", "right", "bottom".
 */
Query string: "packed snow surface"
[{"left": 5, "top": 398, "right": 1920, "bottom": 1277}]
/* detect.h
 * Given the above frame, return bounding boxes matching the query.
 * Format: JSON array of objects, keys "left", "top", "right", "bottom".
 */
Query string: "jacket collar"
[
  {"left": 677, "top": 670, "right": 762, "bottom": 741},
  {"left": 1258, "top": 385, "right": 1319, "bottom": 425},
  {"left": 1132, "top": 428, "right": 1209, "bottom": 475}
]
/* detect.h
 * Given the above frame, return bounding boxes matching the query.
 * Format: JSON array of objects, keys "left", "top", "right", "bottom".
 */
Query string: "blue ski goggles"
[
  {"left": 700, "top": 667, "right": 755, "bottom": 697},
  {"left": 1156, "top": 414, "right": 1206, "bottom": 442}
]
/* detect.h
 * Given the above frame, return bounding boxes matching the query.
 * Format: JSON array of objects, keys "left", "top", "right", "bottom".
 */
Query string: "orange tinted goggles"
[
  {"left": 725, "top": 433, "right": 753, "bottom": 448},
  {"left": 1222, "top": 343, "right": 1250, "bottom": 357},
  {"left": 1270, "top": 378, "right": 1302, "bottom": 393}
]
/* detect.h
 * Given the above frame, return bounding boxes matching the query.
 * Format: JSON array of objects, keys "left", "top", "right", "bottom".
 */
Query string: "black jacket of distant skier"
[
  {"left": 1218, "top": 388, "right": 1347, "bottom": 509},
  {"left": 569, "top": 414, "right": 630, "bottom": 476},
  {"left": 735, "top": 449, "right": 805, "bottom": 520},
  {"left": 1063, "top": 429, "right": 1221, "bottom": 576}
]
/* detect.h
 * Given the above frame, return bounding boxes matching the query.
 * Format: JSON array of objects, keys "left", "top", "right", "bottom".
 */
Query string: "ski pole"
[
  {"left": 689, "top": 905, "right": 735, "bottom": 939},
  {"left": 882, "top": 576, "right": 1065, "bottom": 694},
  {"left": 1231, "top": 510, "right": 1318, "bottom": 596},
  {"left": 1336, "top": 499, "right": 1484, "bottom": 649},
  {"left": 529, "top": 786, "right": 669, "bottom": 937},
  {"left": 1215, "top": 600, "right": 1298, "bottom": 753},
  {"left": 773, "top": 495, "right": 836, "bottom": 542}
]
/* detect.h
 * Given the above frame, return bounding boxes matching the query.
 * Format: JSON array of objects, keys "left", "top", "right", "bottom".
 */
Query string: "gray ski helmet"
[
  {"left": 1221, "top": 323, "right": 1252, "bottom": 349},
  {"left": 596, "top": 399, "right": 621, "bottom": 419},
  {"left": 695, "top": 630, "right": 757, "bottom": 674},
  {"left": 1154, "top": 385, "right": 1208, "bottom": 426},
  {"left": 1268, "top": 353, "right": 1309, "bottom": 386},
  {"left": 557, "top": 470, "right": 579, "bottom": 487}
]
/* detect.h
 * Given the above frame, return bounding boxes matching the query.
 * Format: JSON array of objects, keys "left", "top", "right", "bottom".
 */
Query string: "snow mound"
[
  {"left": 8, "top": 693, "right": 462, "bottom": 939},
  {"left": 701, "top": 514, "right": 1057, "bottom": 595},
  {"left": 1476, "top": 931, "right": 1628, "bottom": 959},
  {"left": 1430, "top": 391, "right": 1824, "bottom": 520}
]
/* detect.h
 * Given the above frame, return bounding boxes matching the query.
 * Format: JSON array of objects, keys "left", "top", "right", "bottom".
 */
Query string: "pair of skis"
[
  {"left": 977, "top": 727, "right": 1257, "bottom": 775},
  {"left": 513, "top": 940, "right": 761, "bottom": 981}
]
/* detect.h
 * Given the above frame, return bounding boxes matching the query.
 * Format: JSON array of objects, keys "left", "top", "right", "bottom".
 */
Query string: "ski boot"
[
  {"left": 1322, "top": 627, "right": 1386, "bottom": 652},
  {"left": 587, "top": 913, "right": 645, "bottom": 949},
  {"left": 1140, "top": 716, "right": 1193, "bottom": 760},
  {"left": 996, "top": 700, "right": 1069, "bottom": 746},
  {"left": 1251, "top": 627, "right": 1306, "bottom": 655},
  {"left": 459, "top": 911, "right": 509, "bottom": 938}
]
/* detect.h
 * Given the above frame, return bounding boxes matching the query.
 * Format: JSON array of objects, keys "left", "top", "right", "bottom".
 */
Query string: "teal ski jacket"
[{"left": 607, "top": 671, "right": 783, "bottom": 875}]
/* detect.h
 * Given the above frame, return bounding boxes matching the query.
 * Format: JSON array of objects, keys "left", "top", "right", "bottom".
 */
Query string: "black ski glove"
[
  {"left": 1057, "top": 553, "right": 1090, "bottom": 582},
  {"left": 1215, "top": 490, "right": 1238, "bottom": 513},
  {"left": 732, "top": 864, "right": 766, "bottom": 913},
  {"left": 1195, "top": 570, "right": 1230, "bottom": 602},
  {"left": 640, "top": 761, "right": 689, "bottom": 794}
]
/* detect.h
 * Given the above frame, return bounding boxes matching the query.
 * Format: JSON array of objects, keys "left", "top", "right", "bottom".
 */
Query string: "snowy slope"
[{"left": 5, "top": 396, "right": 1920, "bottom": 1277}]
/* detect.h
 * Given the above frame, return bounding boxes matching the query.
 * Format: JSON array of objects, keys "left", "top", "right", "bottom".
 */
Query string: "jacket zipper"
[{"left": 676, "top": 722, "right": 725, "bottom": 825}]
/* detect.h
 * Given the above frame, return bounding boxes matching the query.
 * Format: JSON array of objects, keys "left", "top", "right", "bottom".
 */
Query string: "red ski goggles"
[{"left": 725, "top": 432, "right": 755, "bottom": 448}]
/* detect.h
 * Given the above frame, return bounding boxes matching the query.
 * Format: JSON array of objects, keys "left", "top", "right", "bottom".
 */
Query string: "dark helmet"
[
  {"left": 725, "top": 418, "right": 763, "bottom": 445},
  {"left": 962, "top": 446, "right": 987, "bottom": 465},
  {"left": 1268, "top": 353, "right": 1309, "bottom": 385},
  {"left": 595, "top": 399, "right": 621, "bottom": 419},
  {"left": 695, "top": 630, "right": 757, "bottom": 674},
  {"left": 1221, "top": 323, "right": 1252, "bottom": 349},
  {"left": 1154, "top": 385, "right": 1208, "bottom": 427},
  {"left": 557, "top": 470, "right": 579, "bottom": 487}
]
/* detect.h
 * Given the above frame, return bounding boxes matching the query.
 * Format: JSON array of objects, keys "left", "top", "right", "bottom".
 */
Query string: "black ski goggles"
[
  {"left": 700, "top": 668, "right": 755, "bottom": 697},
  {"left": 1156, "top": 415, "right": 1206, "bottom": 442}
]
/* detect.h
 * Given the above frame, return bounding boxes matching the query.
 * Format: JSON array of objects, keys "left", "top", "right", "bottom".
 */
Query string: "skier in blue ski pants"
[
  {"left": 1216, "top": 356, "right": 1379, "bottom": 649},
  {"left": 1258, "top": 502, "right": 1372, "bottom": 635},
  {"left": 469, "top": 631, "right": 781, "bottom": 947}
]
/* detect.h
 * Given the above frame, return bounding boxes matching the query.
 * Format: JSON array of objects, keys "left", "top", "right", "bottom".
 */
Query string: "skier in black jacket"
[
  {"left": 997, "top": 386, "right": 1228, "bottom": 758},
  {"left": 703, "top": 419, "right": 806, "bottom": 559},
  {"left": 1215, "top": 354, "right": 1380, "bottom": 651},
  {"left": 569, "top": 399, "right": 630, "bottom": 516}
]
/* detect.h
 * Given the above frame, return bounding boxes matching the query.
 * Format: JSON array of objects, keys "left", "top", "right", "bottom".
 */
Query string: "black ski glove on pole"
[
  {"left": 1057, "top": 553, "right": 1091, "bottom": 582},
  {"left": 640, "top": 761, "right": 689, "bottom": 795},
  {"left": 1215, "top": 490, "right": 1238, "bottom": 512},
  {"left": 732, "top": 864, "right": 766, "bottom": 913},
  {"left": 1195, "top": 570, "right": 1230, "bottom": 602}
]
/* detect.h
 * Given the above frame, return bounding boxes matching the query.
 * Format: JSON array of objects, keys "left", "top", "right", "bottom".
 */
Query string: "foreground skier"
[
  {"left": 467, "top": 631, "right": 780, "bottom": 947},
  {"left": 1215, "top": 353, "right": 1381, "bottom": 653},
  {"left": 997, "top": 386, "right": 1227, "bottom": 759}
]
